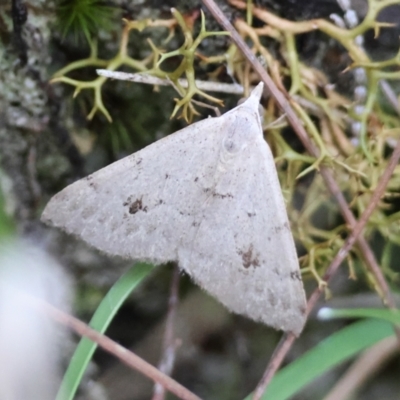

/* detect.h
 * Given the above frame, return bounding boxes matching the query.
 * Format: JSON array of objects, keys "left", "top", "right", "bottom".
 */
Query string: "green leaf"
[
  {"left": 244, "top": 319, "right": 394, "bottom": 400},
  {"left": 56, "top": 262, "right": 155, "bottom": 400}
]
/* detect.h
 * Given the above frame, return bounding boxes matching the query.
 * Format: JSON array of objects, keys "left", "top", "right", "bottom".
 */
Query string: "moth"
[{"left": 42, "top": 82, "right": 307, "bottom": 335}]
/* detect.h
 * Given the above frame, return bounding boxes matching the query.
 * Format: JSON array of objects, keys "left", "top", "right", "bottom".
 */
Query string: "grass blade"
[
  {"left": 56, "top": 262, "right": 155, "bottom": 400},
  {"left": 245, "top": 319, "right": 393, "bottom": 400}
]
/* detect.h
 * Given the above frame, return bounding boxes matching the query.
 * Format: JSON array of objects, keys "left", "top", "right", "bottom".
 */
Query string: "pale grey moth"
[{"left": 41, "top": 82, "right": 307, "bottom": 335}]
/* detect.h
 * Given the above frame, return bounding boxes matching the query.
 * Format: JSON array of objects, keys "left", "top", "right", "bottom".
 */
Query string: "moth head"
[{"left": 221, "top": 83, "right": 265, "bottom": 158}]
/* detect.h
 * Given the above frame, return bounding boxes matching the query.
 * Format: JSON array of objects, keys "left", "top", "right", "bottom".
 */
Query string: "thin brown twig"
[
  {"left": 30, "top": 296, "right": 202, "bottom": 400},
  {"left": 256, "top": 332, "right": 297, "bottom": 395},
  {"left": 152, "top": 264, "right": 181, "bottom": 400},
  {"left": 200, "top": 0, "right": 400, "bottom": 397}
]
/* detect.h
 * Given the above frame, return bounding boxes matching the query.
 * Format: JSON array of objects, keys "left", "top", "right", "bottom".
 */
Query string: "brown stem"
[
  {"left": 252, "top": 332, "right": 296, "bottom": 399},
  {"left": 30, "top": 296, "right": 202, "bottom": 400},
  {"left": 152, "top": 264, "right": 181, "bottom": 400}
]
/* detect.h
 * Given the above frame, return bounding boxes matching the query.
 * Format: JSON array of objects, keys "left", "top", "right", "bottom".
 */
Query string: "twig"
[
  {"left": 96, "top": 69, "right": 246, "bottom": 94},
  {"left": 201, "top": 0, "right": 399, "bottom": 397},
  {"left": 152, "top": 264, "right": 181, "bottom": 400},
  {"left": 30, "top": 296, "right": 202, "bottom": 400},
  {"left": 254, "top": 332, "right": 297, "bottom": 397},
  {"left": 323, "top": 336, "right": 398, "bottom": 400}
]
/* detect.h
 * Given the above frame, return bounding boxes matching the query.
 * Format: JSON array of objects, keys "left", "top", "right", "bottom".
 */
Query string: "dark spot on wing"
[
  {"left": 136, "top": 158, "right": 142, "bottom": 165},
  {"left": 165, "top": 173, "right": 169, "bottom": 179},
  {"left": 274, "top": 222, "right": 290, "bottom": 234},
  {"left": 213, "top": 192, "right": 233, "bottom": 199},
  {"left": 224, "top": 138, "right": 235, "bottom": 152},
  {"left": 124, "top": 197, "right": 148, "bottom": 214},
  {"left": 86, "top": 175, "right": 96, "bottom": 189},
  {"left": 290, "top": 271, "right": 302, "bottom": 281},
  {"left": 203, "top": 187, "right": 233, "bottom": 199},
  {"left": 194, "top": 177, "right": 199, "bottom": 182},
  {"left": 238, "top": 245, "right": 260, "bottom": 269},
  {"left": 247, "top": 212, "right": 256, "bottom": 217}
]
